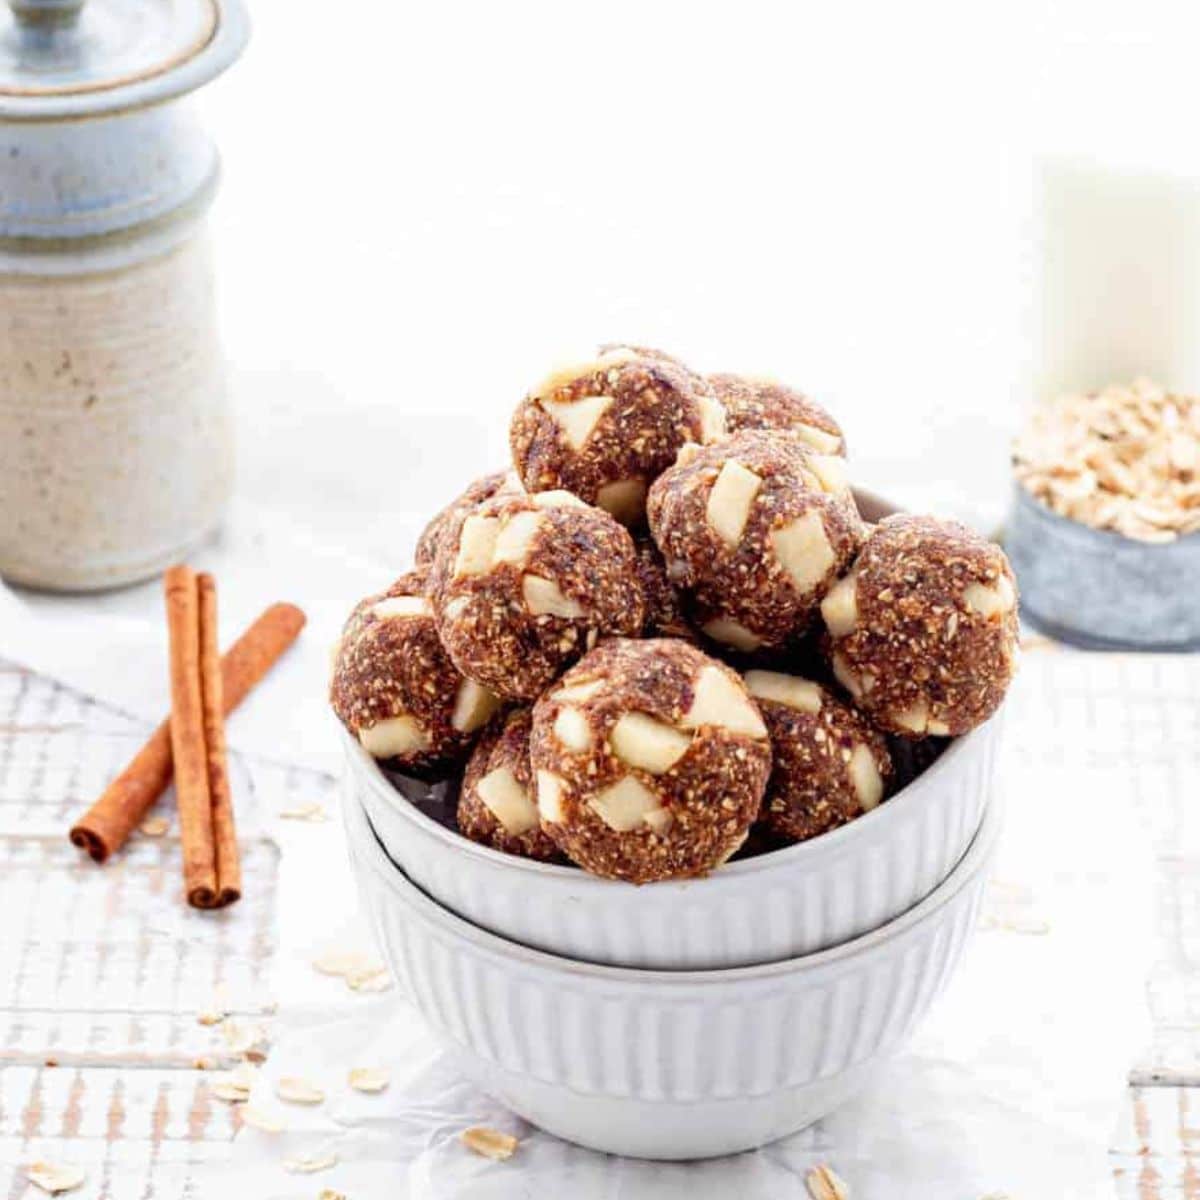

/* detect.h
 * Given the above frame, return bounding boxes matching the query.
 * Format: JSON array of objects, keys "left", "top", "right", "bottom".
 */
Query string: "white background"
[{"left": 194, "top": 0, "right": 1200, "bottom": 564}]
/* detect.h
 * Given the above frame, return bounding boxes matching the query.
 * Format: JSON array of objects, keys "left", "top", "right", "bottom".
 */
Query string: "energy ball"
[
  {"left": 744, "top": 670, "right": 893, "bottom": 843},
  {"left": 529, "top": 638, "right": 772, "bottom": 883},
  {"left": 598, "top": 342, "right": 710, "bottom": 393},
  {"left": 415, "top": 469, "right": 522, "bottom": 566},
  {"left": 633, "top": 537, "right": 695, "bottom": 640},
  {"left": 647, "top": 431, "right": 863, "bottom": 653},
  {"left": 457, "top": 709, "right": 563, "bottom": 862},
  {"left": 820, "top": 514, "right": 1019, "bottom": 736},
  {"left": 709, "top": 373, "right": 846, "bottom": 456},
  {"left": 331, "top": 567, "right": 503, "bottom": 770},
  {"left": 509, "top": 347, "right": 726, "bottom": 525},
  {"left": 429, "top": 490, "right": 645, "bottom": 700}
]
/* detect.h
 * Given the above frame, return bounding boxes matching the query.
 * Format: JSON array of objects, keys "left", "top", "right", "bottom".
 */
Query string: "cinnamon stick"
[
  {"left": 199, "top": 573, "right": 240, "bottom": 908},
  {"left": 69, "top": 601, "right": 306, "bottom": 864},
  {"left": 165, "top": 565, "right": 216, "bottom": 908}
]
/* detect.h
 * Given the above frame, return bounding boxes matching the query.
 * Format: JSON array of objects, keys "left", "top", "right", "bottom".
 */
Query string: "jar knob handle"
[{"left": 9, "top": 0, "right": 84, "bottom": 29}]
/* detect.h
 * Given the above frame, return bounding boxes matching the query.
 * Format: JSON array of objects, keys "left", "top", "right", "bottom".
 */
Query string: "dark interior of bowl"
[{"left": 381, "top": 736, "right": 947, "bottom": 867}]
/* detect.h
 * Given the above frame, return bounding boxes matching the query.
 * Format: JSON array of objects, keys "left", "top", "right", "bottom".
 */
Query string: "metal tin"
[
  {"left": 0, "top": 0, "right": 247, "bottom": 592},
  {"left": 1007, "top": 484, "right": 1200, "bottom": 650}
]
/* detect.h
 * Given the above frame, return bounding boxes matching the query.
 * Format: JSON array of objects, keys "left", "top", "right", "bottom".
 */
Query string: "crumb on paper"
[
  {"left": 1019, "top": 633, "right": 1059, "bottom": 653},
  {"left": 221, "top": 1019, "right": 266, "bottom": 1058},
  {"left": 139, "top": 814, "right": 170, "bottom": 837},
  {"left": 283, "top": 1151, "right": 339, "bottom": 1174},
  {"left": 461, "top": 1126, "right": 519, "bottom": 1161},
  {"left": 208, "top": 1062, "right": 257, "bottom": 1102},
  {"left": 806, "top": 1163, "right": 849, "bottom": 1200},
  {"left": 275, "top": 1076, "right": 325, "bottom": 1105},
  {"left": 24, "top": 1162, "right": 85, "bottom": 1195},
  {"left": 348, "top": 1066, "right": 390, "bottom": 1093},
  {"left": 312, "top": 947, "right": 392, "bottom": 993},
  {"left": 239, "top": 1104, "right": 285, "bottom": 1134},
  {"left": 312, "top": 949, "right": 381, "bottom": 978},
  {"left": 981, "top": 879, "right": 1051, "bottom": 935},
  {"left": 1014, "top": 379, "right": 1200, "bottom": 542},
  {"left": 346, "top": 966, "right": 392, "bottom": 994},
  {"left": 279, "top": 801, "right": 329, "bottom": 822}
]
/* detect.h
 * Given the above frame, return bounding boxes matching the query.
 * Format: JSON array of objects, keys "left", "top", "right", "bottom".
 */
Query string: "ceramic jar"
[{"left": 0, "top": 0, "right": 248, "bottom": 591}]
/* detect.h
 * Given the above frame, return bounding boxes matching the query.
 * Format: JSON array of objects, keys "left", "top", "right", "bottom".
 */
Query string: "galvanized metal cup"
[{"left": 1006, "top": 484, "right": 1200, "bottom": 651}]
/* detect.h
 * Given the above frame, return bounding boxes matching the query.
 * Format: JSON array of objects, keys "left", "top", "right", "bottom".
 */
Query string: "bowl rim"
[
  {"left": 343, "top": 704, "right": 1001, "bottom": 892},
  {"left": 348, "top": 785, "right": 1001, "bottom": 987}
]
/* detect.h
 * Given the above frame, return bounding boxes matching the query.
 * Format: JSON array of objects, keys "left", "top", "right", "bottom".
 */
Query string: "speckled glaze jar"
[{"left": 0, "top": 0, "right": 248, "bottom": 591}]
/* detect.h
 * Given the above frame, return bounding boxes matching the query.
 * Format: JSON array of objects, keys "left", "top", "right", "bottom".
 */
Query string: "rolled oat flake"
[{"left": 0, "top": 0, "right": 248, "bottom": 591}]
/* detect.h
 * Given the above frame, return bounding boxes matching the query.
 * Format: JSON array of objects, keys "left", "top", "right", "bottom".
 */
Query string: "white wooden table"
[{"left": 0, "top": 658, "right": 1195, "bottom": 1197}]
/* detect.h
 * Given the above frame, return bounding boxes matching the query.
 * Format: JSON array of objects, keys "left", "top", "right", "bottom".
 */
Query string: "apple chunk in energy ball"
[
  {"left": 647, "top": 431, "right": 863, "bottom": 653},
  {"left": 509, "top": 347, "right": 726, "bottom": 525},
  {"left": 708, "top": 373, "right": 846, "bottom": 456},
  {"left": 744, "top": 670, "right": 893, "bottom": 843},
  {"left": 529, "top": 639, "right": 772, "bottom": 883},
  {"left": 331, "top": 567, "right": 503, "bottom": 770},
  {"left": 414, "top": 469, "right": 522, "bottom": 567},
  {"left": 457, "top": 709, "right": 562, "bottom": 861},
  {"left": 430, "top": 491, "right": 645, "bottom": 700},
  {"left": 820, "top": 514, "right": 1019, "bottom": 737}
]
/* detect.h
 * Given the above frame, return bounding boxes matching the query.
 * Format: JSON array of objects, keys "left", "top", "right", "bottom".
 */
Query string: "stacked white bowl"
[{"left": 341, "top": 699, "right": 1004, "bottom": 1160}]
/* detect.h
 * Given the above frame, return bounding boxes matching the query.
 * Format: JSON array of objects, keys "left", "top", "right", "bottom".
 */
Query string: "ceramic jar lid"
[{"left": 0, "top": 0, "right": 248, "bottom": 120}]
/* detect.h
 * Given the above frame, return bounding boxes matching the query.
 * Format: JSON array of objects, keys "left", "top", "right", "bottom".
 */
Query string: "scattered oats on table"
[
  {"left": 24, "top": 1161, "right": 86, "bottom": 1195},
  {"left": 461, "top": 1126, "right": 520, "bottom": 1161},
  {"left": 276, "top": 1075, "right": 325, "bottom": 1105},
  {"left": 239, "top": 1104, "right": 285, "bottom": 1133},
  {"left": 282, "top": 1150, "right": 338, "bottom": 1174},
  {"left": 345, "top": 966, "right": 392, "bottom": 993},
  {"left": 312, "top": 948, "right": 379, "bottom": 978},
  {"left": 348, "top": 1066, "right": 390, "bottom": 1093},
  {"left": 278, "top": 800, "right": 328, "bottom": 821},
  {"left": 1013, "top": 378, "right": 1200, "bottom": 542},
  {"left": 806, "top": 1162, "right": 850, "bottom": 1200},
  {"left": 221, "top": 1018, "right": 266, "bottom": 1058},
  {"left": 208, "top": 1062, "right": 256, "bottom": 1101}
]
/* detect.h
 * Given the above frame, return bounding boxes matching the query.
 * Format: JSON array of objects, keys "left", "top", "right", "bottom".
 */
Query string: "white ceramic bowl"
[
  {"left": 345, "top": 788, "right": 1001, "bottom": 1160},
  {"left": 344, "top": 704, "right": 1002, "bottom": 970}
]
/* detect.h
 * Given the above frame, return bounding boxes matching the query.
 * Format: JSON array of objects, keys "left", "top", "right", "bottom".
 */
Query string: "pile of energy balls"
[{"left": 330, "top": 345, "right": 1019, "bottom": 884}]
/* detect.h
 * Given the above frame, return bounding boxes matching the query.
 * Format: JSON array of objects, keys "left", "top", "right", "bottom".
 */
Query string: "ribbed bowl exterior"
[
  {"left": 346, "top": 793, "right": 1000, "bottom": 1159},
  {"left": 344, "top": 708, "right": 1002, "bottom": 971}
]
